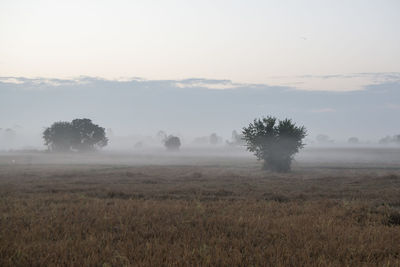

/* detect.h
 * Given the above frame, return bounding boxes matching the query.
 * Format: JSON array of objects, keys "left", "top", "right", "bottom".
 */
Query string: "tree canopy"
[
  {"left": 43, "top": 118, "right": 108, "bottom": 152},
  {"left": 164, "top": 135, "right": 181, "bottom": 151},
  {"left": 242, "top": 116, "right": 306, "bottom": 172}
]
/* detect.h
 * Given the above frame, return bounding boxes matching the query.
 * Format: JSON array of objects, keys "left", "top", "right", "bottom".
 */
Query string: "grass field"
[{"left": 1, "top": 148, "right": 400, "bottom": 266}]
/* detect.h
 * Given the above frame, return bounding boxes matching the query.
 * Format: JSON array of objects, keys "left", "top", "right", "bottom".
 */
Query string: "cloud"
[
  {"left": 0, "top": 76, "right": 248, "bottom": 90},
  {"left": 0, "top": 77, "right": 25, "bottom": 84},
  {"left": 1, "top": 72, "right": 400, "bottom": 92},
  {"left": 175, "top": 78, "right": 243, "bottom": 90},
  {"left": 268, "top": 72, "right": 400, "bottom": 91},
  {"left": 0, "top": 76, "right": 96, "bottom": 89}
]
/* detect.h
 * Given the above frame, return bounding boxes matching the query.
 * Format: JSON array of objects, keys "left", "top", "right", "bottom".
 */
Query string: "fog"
[
  {"left": 1, "top": 122, "right": 399, "bottom": 168},
  {"left": 1, "top": 76, "right": 399, "bottom": 155}
]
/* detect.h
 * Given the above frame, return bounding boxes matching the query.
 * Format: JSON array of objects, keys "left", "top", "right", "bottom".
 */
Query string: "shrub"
[
  {"left": 242, "top": 116, "right": 306, "bottom": 172},
  {"left": 164, "top": 135, "right": 181, "bottom": 151}
]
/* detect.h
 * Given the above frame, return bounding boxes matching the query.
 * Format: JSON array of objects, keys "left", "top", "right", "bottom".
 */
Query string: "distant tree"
[
  {"left": 164, "top": 135, "right": 181, "bottom": 151},
  {"left": 379, "top": 135, "right": 400, "bottom": 145},
  {"left": 3, "top": 128, "right": 16, "bottom": 141},
  {"left": 232, "top": 130, "right": 242, "bottom": 143},
  {"left": 134, "top": 141, "right": 144, "bottom": 149},
  {"left": 348, "top": 137, "right": 359, "bottom": 144},
  {"left": 226, "top": 130, "right": 245, "bottom": 146},
  {"left": 210, "top": 133, "right": 218, "bottom": 145},
  {"left": 379, "top": 136, "right": 392, "bottom": 144},
  {"left": 156, "top": 130, "right": 167, "bottom": 141},
  {"left": 43, "top": 118, "right": 108, "bottom": 152},
  {"left": 209, "top": 133, "right": 222, "bottom": 145},
  {"left": 316, "top": 134, "right": 334, "bottom": 144},
  {"left": 242, "top": 116, "right": 306, "bottom": 172}
]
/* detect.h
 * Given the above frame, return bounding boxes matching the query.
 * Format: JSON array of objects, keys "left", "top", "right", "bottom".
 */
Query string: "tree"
[
  {"left": 379, "top": 136, "right": 392, "bottom": 144},
  {"left": 209, "top": 133, "right": 222, "bottom": 145},
  {"left": 164, "top": 135, "right": 181, "bottom": 151},
  {"left": 316, "top": 134, "right": 334, "bottom": 144},
  {"left": 348, "top": 137, "right": 359, "bottom": 144},
  {"left": 43, "top": 118, "right": 108, "bottom": 152},
  {"left": 43, "top": 122, "right": 75, "bottom": 152},
  {"left": 242, "top": 116, "right": 306, "bottom": 172},
  {"left": 226, "top": 130, "right": 245, "bottom": 146},
  {"left": 70, "top": 119, "right": 108, "bottom": 151},
  {"left": 156, "top": 130, "right": 167, "bottom": 141},
  {"left": 379, "top": 135, "right": 400, "bottom": 145}
]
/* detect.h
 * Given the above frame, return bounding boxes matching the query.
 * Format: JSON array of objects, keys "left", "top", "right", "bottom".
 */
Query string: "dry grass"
[{"left": 1, "top": 152, "right": 400, "bottom": 266}]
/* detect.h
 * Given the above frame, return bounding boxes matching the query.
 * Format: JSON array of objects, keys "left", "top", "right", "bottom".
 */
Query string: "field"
[{"left": 1, "top": 147, "right": 400, "bottom": 266}]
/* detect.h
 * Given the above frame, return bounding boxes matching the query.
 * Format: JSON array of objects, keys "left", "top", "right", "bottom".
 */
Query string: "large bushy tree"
[
  {"left": 242, "top": 116, "right": 306, "bottom": 172},
  {"left": 43, "top": 122, "right": 76, "bottom": 152},
  {"left": 43, "top": 118, "right": 108, "bottom": 152},
  {"left": 70, "top": 119, "right": 108, "bottom": 151}
]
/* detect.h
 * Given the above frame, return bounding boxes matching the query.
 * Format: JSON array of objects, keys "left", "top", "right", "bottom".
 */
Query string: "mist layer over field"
[
  {"left": 1, "top": 76, "right": 400, "bottom": 152},
  {"left": 1, "top": 146, "right": 400, "bottom": 170}
]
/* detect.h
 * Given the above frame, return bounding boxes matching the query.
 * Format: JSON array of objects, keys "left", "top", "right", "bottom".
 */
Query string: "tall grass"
[{"left": 0, "top": 164, "right": 399, "bottom": 266}]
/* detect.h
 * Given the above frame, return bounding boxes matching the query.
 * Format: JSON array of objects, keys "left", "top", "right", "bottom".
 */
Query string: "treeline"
[
  {"left": 43, "top": 116, "right": 307, "bottom": 172},
  {"left": 42, "top": 117, "right": 399, "bottom": 172},
  {"left": 379, "top": 135, "right": 400, "bottom": 145}
]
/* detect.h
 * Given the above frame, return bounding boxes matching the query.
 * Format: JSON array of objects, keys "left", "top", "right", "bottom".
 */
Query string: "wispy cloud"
[
  {"left": 0, "top": 76, "right": 96, "bottom": 89},
  {"left": 175, "top": 78, "right": 243, "bottom": 90},
  {"left": 1, "top": 73, "right": 400, "bottom": 92},
  {"left": 268, "top": 72, "right": 400, "bottom": 91},
  {"left": 0, "top": 77, "right": 25, "bottom": 84}
]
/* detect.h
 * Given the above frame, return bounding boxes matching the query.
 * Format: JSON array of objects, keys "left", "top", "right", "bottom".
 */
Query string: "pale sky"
[{"left": 1, "top": 0, "right": 399, "bottom": 90}]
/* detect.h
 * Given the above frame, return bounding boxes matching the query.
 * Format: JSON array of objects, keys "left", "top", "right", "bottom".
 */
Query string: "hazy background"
[
  {"left": 0, "top": 0, "right": 399, "bottom": 150},
  {"left": 0, "top": 76, "right": 399, "bottom": 150}
]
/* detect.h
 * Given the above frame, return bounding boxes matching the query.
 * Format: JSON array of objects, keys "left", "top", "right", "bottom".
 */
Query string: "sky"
[{"left": 1, "top": 0, "right": 400, "bottom": 91}]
